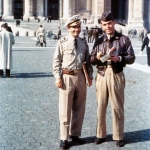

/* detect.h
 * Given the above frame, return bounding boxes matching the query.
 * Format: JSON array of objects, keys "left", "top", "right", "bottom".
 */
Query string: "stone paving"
[{"left": 0, "top": 35, "right": 150, "bottom": 150}]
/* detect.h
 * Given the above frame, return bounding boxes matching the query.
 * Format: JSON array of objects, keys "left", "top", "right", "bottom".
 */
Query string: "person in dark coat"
[
  {"left": 47, "top": 16, "right": 52, "bottom": 23},
  {"left": 140, "top": 30, "right": 150, "bottom": 67},
  {"left": 88, "top": 28, "right": 93, "bottom": 43},
  {"left": 57, "top": 27, "right": 61, "bottom": 39}
]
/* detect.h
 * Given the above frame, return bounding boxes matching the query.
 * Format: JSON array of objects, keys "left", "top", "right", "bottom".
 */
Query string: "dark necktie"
[{"left": 74, "top": 38, "right": 77, "bottom": 50}]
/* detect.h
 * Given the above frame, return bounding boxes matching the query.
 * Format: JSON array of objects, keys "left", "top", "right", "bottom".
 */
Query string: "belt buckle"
[
  {"left": 73, "top": 70, "right": 78, "bottom": 74},
  {"left": 73, "top": 69, "right": 82, "bottom": 74}
]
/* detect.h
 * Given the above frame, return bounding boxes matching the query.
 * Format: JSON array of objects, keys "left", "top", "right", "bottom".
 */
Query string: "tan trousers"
[
  {"left": 59, "top": 72, "right": 86, "bottom": 140},
  {"left": 96, "top": 66, "right": 125, "bottom": 140}
]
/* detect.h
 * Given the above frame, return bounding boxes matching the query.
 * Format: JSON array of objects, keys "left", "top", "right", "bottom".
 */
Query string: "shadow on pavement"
[
  {"left": 124, "top": 129, "right": 150, "bottom": 144},
  {"left": 10, "top": 72, "right": 53, "bottom": 78},
  {"left": 67, "top": 129, "right": 150, "bottom": 148}
]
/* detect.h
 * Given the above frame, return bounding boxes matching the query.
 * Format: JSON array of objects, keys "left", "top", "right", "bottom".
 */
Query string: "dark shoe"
[
  {"left": 60, "top": 140, "right": 68, "bottom": 149},
  {"left": 116, "top": 140, "right": 125, "bottom": 147},
  {"left": 94, "top": 137, "right": 105, "bottom": 144},
  {"left": 70, "top": 136, "right": 84, "bottom": 144}
]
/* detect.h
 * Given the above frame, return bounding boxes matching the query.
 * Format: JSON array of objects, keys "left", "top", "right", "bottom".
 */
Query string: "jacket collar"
[{"left": 103, "top": 31, "right": 120, "bottom": 42}]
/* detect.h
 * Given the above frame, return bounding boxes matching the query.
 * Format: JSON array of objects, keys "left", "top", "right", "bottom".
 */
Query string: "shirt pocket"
[
  {"left": 78, "top": 49, "right": 86, "bottom": 62},
  {"left": 63, "top": 49, "right": 74, "bottom": 61}
]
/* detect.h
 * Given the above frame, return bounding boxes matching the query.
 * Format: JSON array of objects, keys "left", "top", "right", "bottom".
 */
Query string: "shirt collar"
[
  {"left": 103, "top": 31, "right": 120, "bottom": 41},
  {"left": 68, "top": 34, "right": 79, "bottom": 42}
]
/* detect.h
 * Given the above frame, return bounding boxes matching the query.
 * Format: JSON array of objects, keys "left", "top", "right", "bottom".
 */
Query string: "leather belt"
[{"left": 62, "top": 69, "right": 83, "bottom": 75}]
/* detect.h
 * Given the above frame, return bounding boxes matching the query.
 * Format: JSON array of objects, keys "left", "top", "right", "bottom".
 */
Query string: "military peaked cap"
[
  {"left": 100, "top": 12, "right": 114, "bottom": 22},
  {"left": 64, "top": 14, "right": 81, "bottom": 27}
]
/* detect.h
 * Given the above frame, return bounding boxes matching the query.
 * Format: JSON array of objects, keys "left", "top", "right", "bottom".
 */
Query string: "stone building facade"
[{"left": 0, "top": 0, "right": 150, "bottom": 29}]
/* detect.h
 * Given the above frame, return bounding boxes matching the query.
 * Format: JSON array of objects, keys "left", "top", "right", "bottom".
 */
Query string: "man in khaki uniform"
[
  {"left": 36, "top": 25, "right": 46, "bottom": 46},
  {"left": 90, "top": 12, "right": 135, "bottom": 147},
  {"left": 53, "top": 14, "right": 93, "bottom": 149}
]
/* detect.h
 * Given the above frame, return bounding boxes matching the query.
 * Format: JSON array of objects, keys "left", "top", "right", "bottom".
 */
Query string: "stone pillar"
[
  {"left": 3, "top": 0, "right": 14, "bottom": 20},
  {"left": 36, "top": 0, "right": 44, "bottom": 17},
  {"left": 63, "top": 0, "right": 72, "bottom": 19},
  {"left": 0, "top": 0, "right": 2, "bottom": 16},
  {"left": 45, "top": 0, "right": 48, "bottom": 17},
  {"left": 92, "top": 0, "right": 111, "bottom": 24},
  {"left": 128, "top": 0, "right": 134, "bottom": 25},
  {"left": 133, "top": 0, "right": 144, "bottom": 28},
  {"left": 84, "top": 0, "right": 92, "bottom": 20},
  {"left": 59, "top": 0, "right": 63, "bottom": 18},
  {"left": 59, "top": 0, "right": 63, "bottom": 25},
  {"left": 72, "top": 0, "right": 76, "bottom": 15},
  {"left": 86, "top": 0, "right": 92, "bottom": 12},
  {"left": 24, "top": 0, "right": 34, "bottom": 20},
  {"left": 75, "top": 0, "right": 79, "bottom": 13}
]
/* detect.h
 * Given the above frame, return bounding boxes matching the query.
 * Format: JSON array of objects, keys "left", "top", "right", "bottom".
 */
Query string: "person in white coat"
[{"left": 0, "top": 23, "right": 15, "bottom": 77}]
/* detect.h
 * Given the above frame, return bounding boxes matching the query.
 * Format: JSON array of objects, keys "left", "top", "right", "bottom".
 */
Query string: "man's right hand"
[
  {"left": 96, "top": 51, "right": 103, "bottom": 60},
  {"left": 55, "top": 78, "right": 62, "bottom": 88}
]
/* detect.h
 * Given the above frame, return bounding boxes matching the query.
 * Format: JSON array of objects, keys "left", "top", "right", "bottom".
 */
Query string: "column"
[
  {"left": 133, "top": 0, "right": 144, "bottom": 28},
  {"left": 84, "top": 0, "right": 92, "bottom": 20},
  {"left": 0, "top": 0, "right": 2, "bottom": 16},
  {"left": 128, "top": 0, "right": 134, "bottom": 25},
  {"left": 92, "top": 0, "right": 111, "bottom": 25},
  {"left": 72, "top": 0, "right": 76, "bottom": 15},
  {"left": 23, "top": 0, "right": 34, "bottom": 20},
  {"left": 45, "top": 0, "right": 48, "bottom": 17},
  {"left": 36, "top": 0, "right": 44, "bottom": 17},
  {"left": 75, "top": 0, "right": 79, "bottom": 13},
  {"left": 63, "top": 0, "right": 72, "bottom": 19},
  {"left": 59, "top": 0, "right": 63, "bottom": 18},
  {"left": 86, "top": 0, "right": 92, "bottom": 12},
  {"left": 3, "top": 0, "right": 14, "bottom": 20}
]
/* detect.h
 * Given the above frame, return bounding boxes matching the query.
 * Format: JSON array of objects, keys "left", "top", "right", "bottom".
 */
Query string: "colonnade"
[
  {"left": 0, "top": 0, "right": 149, "bottom": 29},
  {"left": 1, "top": 0, "right": 44, "bottom": 20}
]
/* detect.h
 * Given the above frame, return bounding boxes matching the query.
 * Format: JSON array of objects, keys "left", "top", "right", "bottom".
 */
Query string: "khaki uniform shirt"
[
  {"left": 36, "top": 27, "right": 45, "bottom": 36},
  {"left": 53, "top": 34, "right": 93, "bottom": 79}
]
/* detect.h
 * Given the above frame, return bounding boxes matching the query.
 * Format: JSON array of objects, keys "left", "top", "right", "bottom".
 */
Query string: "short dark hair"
[{"left": 1, "top": 23, "right": 8, "bottom": 29}]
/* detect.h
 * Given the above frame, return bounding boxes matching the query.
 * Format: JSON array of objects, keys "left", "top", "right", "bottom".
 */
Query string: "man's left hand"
[{"left": 108, "top": 54, "right": 120, "bottom": 62}]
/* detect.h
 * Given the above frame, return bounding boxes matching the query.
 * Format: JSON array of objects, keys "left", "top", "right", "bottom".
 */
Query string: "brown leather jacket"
[{"left": 90, "top": 31, "right": 135, "bottom": 76}]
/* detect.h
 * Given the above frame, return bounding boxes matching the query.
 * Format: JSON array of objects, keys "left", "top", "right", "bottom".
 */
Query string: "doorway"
[
  {"left": 47, "top": 0, "right": 59, "bottom": 20},
  {"left": 111, "top": 0, "right": 127, "bottom": 20},
  {"left": 14, "top": 0, "right": 23, "bottom": 19}
]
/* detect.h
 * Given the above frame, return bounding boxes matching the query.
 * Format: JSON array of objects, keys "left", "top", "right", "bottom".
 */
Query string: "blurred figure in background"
[
  {"left": 140, "top": 30, "right": 150, "bottom": 68},
  {"left": 0, "top": 23, "right": 15, "bottom": 77}
]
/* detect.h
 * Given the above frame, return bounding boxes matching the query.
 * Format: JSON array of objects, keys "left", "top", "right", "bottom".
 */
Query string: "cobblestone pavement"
[{"left": 0, "top": 36, "right": 150, "bottom": 150}]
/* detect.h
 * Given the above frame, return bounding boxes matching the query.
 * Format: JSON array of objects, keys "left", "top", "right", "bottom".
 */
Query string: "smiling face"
[
  {"left": 101, "top": 20, "right": 115, "bottom": 36},
  {"left": 67, "top": 23, "right": 81, "bottom": 38}
]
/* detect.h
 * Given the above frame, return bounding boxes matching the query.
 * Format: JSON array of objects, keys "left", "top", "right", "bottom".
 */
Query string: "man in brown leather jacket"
[{"left": 90, "top": 12, "right": 135, "bottom": 147}]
